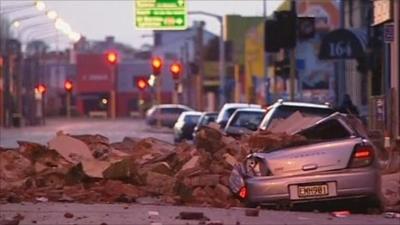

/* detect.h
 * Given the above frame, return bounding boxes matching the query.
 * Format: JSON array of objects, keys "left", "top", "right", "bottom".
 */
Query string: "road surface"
[
  {"left": 0, "top": 118, "right": 173, "bottom": 148},
  {"left": 0, "top": 202, "right": 399, "bottom": 225}
]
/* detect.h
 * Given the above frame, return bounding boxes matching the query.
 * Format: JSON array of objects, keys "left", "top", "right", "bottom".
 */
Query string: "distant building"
[{"left": 74, "top": 36, "right": 180, "bottom": 117}]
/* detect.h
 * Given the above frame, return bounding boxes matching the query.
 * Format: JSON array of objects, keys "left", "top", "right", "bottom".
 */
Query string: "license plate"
[{"left": 298, "top": 184, "right": 329, "bottom": 198}]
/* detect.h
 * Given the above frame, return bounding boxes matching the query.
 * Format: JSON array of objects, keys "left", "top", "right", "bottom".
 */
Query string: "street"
[
  {"left": 1, "top": 202, "right": 399, "bottom": 225},
  {"left": 1, "top": 1, "right": 400, "bottom": 224},
  {"left": 0, "top": 118, "right": 173, "bottom": 148}
]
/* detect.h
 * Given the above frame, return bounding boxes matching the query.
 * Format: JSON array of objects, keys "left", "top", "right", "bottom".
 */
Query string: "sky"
[{"left": 2, "top": 0, "right": 283, "bottom": 50}]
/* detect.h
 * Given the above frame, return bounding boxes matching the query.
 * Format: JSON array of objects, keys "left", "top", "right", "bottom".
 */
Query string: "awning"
[{"left": 319, "top": 28, "right": 367, "bottom": 60}]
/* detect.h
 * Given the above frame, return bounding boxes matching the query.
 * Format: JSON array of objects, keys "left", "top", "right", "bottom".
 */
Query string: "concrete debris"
[
  {"left": 177, "top": 212, "right": 208, "bottom": 220},
  {"left": 1, "top": 124, "right": 368, "bottom": 209},
  {"left": 48, "top": 134, "right": 94, "bottom": 164},
  {"left": 384, "top": 212, "right": 400, "bottom": 218},
  {"left": 63, "top": 212, "right": 74, "bottom": 218},
  {"left": 245, "top": 208, "right": 260, "bottom": 217},
  {"left": 331, "top": 211, "right": 351, "bottom": 218}
]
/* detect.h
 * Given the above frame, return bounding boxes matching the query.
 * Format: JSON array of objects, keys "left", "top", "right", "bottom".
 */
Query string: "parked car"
[
  {"left": 224, "top": 108, "right": 266, "bottom": 138},
  {"left": 259, "top": 100, "right": 336, "bottom": 131},
  {"left": 229, "top": 113, "right": 382, "bottom": 210},
  {"left": 192, "top": 112, "right": 218, "bottom": 141},
  {"left": 173, "top": 111, "right": 203, "bottom": 142},
  {"left": 145, "top": 104, "right": 194, "bottom": 128},
  {"left": 215, "top": 103, "right": 261, "bottom": 129}
]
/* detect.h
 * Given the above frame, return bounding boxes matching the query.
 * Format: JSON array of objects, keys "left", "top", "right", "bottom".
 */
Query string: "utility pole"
[
  {"left": 289, "top": 0, "right": 297, "bottom": 101},
  {"left": 263, "top": 0, "right": 270, "bottom": 105},
  {"left": 195, "top": 21, "right": 205, "bottom": 110},
  {"left": 189, "top": 11, "right": 225, "bottom": 107},
  {"left": 263, "top": 0, "right": 267, "bottom": 18},
  {"left": 337, "top": 0, "right": 346, "bottom": 105}
]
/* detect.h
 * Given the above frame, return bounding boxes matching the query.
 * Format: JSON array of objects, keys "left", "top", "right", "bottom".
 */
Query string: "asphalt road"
[
  {"left": 0, "top": 203, "right": 399, "bottom": 225},
  {"left": 0, "top": 118, "right": 174, "bottom": 148}
]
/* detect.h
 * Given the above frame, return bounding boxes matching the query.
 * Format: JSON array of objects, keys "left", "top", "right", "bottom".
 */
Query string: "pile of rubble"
[{"left": 0, "top": 124, "right": 308, "bottom": 208}]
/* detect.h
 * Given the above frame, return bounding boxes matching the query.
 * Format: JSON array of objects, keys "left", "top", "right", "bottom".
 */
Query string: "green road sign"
[{"left": 135, "top": 0, "right": 187, "bottom": 30}]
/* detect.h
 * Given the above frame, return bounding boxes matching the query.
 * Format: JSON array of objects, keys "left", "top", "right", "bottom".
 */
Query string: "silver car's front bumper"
[{"left": 245, "top": 168, "right": 380, "bottom": 204}]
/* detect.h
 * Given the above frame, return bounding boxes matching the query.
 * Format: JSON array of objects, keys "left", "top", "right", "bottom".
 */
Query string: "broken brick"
[{"left": 64, "top": 212, "right": 74, "bottom": 218}]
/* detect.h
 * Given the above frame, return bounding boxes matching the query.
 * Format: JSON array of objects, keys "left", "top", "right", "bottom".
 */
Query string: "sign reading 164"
[{"left": 328, "top": 41, "right": 352, "bottom": 58}]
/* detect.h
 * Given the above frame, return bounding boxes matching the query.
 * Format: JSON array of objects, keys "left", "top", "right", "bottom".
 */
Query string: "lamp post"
[{"left": 189, "top": 11, "right": 225, "bottom": 107}]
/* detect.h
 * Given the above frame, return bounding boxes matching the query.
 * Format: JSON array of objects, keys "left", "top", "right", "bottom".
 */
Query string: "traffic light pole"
[
  {"left": 156, "top": 76, "right": 162, "bottom": 127},
  {"left": 289, "top": 48, "right": 296, "bottom": 101},
  {"left": 66, "top": 92, "right": 71, "bottom": 118},
  {"left": 110, "top": 65, "right": 117, "bottom": 119}
]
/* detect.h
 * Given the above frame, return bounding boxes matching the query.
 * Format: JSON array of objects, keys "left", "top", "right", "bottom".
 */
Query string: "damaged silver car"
[{"left": 229, "top": 113, "right": 382, "bottom": 209}]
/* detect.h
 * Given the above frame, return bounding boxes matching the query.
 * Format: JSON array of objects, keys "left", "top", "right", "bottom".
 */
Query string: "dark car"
[
  {"left": 145, "top": 104, "right": 193, "bottom": 128},
  {"left": 173, "top": 111, "right": 202, "bottom": 142},
  {"left": 192, "top": 112, "right": 218, "bottom": 141},
  {"left": 224, "top": 108, "right": 266, "bottom": 138}
]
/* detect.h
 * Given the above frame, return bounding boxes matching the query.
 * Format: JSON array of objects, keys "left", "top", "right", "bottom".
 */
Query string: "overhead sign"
[
  {"left": 319, "top": 29, "right": 366, "bottom": 60},
  {"left": 135, "top": 0, "right": 187, "bottom": 30},
  {"left": 372, "top": 0, "right": 393, "bottom": 26}
]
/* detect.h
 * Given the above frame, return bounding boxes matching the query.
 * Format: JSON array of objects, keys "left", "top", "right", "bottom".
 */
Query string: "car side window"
[{"left": 161, "top": 108, "right": 182, "bottom": 114}]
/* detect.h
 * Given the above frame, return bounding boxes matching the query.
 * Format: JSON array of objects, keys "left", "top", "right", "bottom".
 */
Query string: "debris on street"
[
  {"left": 0, "top": 124, "right": 398, "bottom": 211},
  {"left": 331, "top": 211, "right": 351, "bottom": 218}
]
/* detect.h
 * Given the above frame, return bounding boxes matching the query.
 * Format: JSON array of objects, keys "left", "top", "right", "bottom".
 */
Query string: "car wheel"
[{"left": 365, "top": 195, "right": 383, "bottom": 214}]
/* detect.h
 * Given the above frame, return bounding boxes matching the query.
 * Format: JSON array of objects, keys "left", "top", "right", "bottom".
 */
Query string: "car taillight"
[
  {"left": 238, "top": 186, "right": 247, "bottom": 199},
  {"left": 348, "top": 144, "right": 374, "bottom": 168}
]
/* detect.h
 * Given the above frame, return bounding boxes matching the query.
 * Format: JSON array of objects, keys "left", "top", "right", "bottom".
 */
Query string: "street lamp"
[
  {"left": 189, "top": 11, "right": 226, "bottom": 106},
  {"left": 35, "top": 1, "right": 46, "bottom": 11},
  {"left": 12, "top": 21, "right": 21, "bottom": 28},
  {"left": 46, "top": 10, "right": 58, "bottom": 20}
]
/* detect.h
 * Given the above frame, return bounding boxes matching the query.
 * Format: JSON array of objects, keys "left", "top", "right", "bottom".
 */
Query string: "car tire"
[{"left": 365, "top": 195, "right": 384, "bottom": 214}]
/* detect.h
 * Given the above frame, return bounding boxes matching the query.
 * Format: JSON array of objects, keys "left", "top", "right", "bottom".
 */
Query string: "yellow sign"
[{"left": 244, "top": 22, "right": 265, "bottom": 102}]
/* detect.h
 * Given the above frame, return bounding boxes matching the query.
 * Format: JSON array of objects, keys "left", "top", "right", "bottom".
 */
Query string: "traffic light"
[
  {"left": 35, "top": 84, "right": 46, "bottom": 94},
  {"left": 170, "top": 62, "right": 182, "bottom": 80},
  {"left": 106, "top": 51, "right": 118, "bottom": 65},
  {"left": 151, "top": 57, "right": 163, "bottom": 76},
  {"left": 265, "top": 10, "right": 297, "bottom": 52},
  {"left": 264, "top": 19, "right": 281, "bottom": 53},
  {"left": 64, "top": 80, "right": 73, "bottom": 92},
  {"left": 136, "top": 78, "right": 148, "bottom": 91},
  {"left": 275, "top": 11, "right": 297, "bottom": 49}
]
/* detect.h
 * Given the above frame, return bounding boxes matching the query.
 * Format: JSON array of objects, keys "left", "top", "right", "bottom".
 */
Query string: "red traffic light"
[
  {"left": 106, "top": 51, "right": 118, "bottom": 65},
  {"left": 170, "top": 62, "right": 182, "bottom": 80},
  {"left": 35, "top": 84, "right": 46, "bottom": 94},
  {"left": 136, "top": 78, "right": 148, "bottom": 90},
  {"left": 64, "top": 80, "right": 73, "bottom": 92},
  {"left": 151, "top": 57, "right": 163, "bottom": 75}
]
